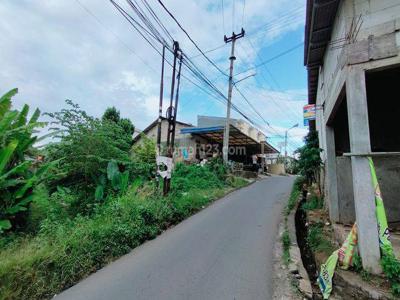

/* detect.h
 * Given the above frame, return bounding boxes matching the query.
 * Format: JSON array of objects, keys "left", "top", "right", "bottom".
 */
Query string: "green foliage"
[
  {"left": 306, "top": 223, "right": 334, "bottom": 254},
  {"left": 131, "top": 134, "right": 156, "bottom": 164},
  {"left": 44, "top": 101, "right": 134, "bottom": 214},
  {"left": 381, "top": 249, "right": 400, "bottom": 296},
  {"left": 294, "top": 131, "right": 322, "bottom": 184},
  {"left": 0, "top": 165, "right": 248, "bottom": 300},
  {"left": 285, "top": 177, "right": 304, "bottom": 215},
  {"left": 94, "top": 160, "right": 130, "bottom": 200},
  {"left": 352, "top": 250, "right": 363, "bottom": 273},
  {"left": 360, "top": 269, "right": 372, "bottom": 282},
  {"left": 102, "top": 106, "right": 120, "bottom": 123},
  {"left": 102, "top": 106, "right": 135, "bottom": 136},
  {"left": 302, "top": 194, "right": 324, "bottom": 210},
  {"left": 120, "top": 118, "right": 135, "bottom": 136},
  {"left": 0, "top": 89, "right": 51, "bottom": 233},
  {"left": 171, "top": 162, "right": 226, "bottom": 191}
]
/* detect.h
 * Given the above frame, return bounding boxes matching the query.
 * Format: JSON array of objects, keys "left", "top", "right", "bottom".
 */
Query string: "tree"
[
  {"left": 120, "top": 118, "right": 135, "bottom": 136},
  {"left": 102, "top": 106, "right": 120, "bottom": 124},
  {"left": 102, "top": 107, "right": 135, "bottom": 136},
  {"left": 45, "top": 101, "right": 132, "bottom": 213},
  {"left": 294, "top": 130, "right": 323, "bottom": 186}
]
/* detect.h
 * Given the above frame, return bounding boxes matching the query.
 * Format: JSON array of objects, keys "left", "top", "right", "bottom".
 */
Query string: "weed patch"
[
  {"left": 0, "top": 170, "right": 248, "bottom": 300},
  {"left": 302, "top": 194, "right": 323, "bottom": 211},
  {"left": 381, "top": 250, "right": 400, "bottom": 297},
  {"left": 282, "top": 229, "right": 291, "bottom": 266},
  {"left": 306, "top": 223, "right": 335, "bottom": 254}
]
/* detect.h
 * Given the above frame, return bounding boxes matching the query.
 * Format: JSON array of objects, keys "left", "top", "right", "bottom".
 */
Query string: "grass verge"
[
  {"left": 306, "top": 223, "right": 335, "bottom": 255},
  {"left": 281, "top": 176, "right": 304, "bottom": 265},
  {"left": 0, "top": 175, "right": 249, "bottom": 300}
]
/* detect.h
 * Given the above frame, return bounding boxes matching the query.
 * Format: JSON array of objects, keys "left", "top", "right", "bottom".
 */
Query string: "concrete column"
[
  {"left": 325, "top": 126, "right": 339, "bottom": 222},
  {"left": 346, "top": 67, "right": 381, "bottom": 274},
  {"left": 261, "top": 142, "right": 265, "bottom": 172}
]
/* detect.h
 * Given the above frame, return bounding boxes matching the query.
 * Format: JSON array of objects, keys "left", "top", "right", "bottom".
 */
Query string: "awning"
[{"left": 181, "top": 125, "right": 279, "bottom": 154}]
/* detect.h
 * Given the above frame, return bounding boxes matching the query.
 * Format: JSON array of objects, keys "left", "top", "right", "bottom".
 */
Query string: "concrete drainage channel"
[
  {"left": 294, "top": 199, "right": 322, "bottom": 299},
  {"left": 283, "top": 196, "right": 319, "bottom": 300}
]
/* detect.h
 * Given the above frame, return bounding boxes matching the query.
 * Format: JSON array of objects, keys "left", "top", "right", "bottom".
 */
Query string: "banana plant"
[
  {"left": 94, "top": 160, "right": 130, "bottom": 201},
  {"left": 0, "top": 89, "right": 49, "bottom": 233}
]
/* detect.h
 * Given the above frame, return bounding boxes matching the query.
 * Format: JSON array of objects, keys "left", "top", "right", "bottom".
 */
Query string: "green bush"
[
  {"left": 302, "top": 194, "right": 324, "bottom": 210},
  {"left": 171, "top": 162, "right": 225, "bottom": 191},
  {"left": 44, "top": 101, "right": 139, "bottom": 215},
  {"left": 381, "top": 249, "right": 400, "bottom": 297},
  {"left": 294, "top": 131, "right": 322, "bottom": 185},
  {"left": 0, "top": 162, "right": 248, "bottom": 299},
  {"left": 285, "top": 177, "right": 303, "bottom": 215}
]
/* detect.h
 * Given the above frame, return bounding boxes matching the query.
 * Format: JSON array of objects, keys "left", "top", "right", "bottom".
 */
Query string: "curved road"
[{"left": 56, "top": 176, "right": 294, "bottom": 300}]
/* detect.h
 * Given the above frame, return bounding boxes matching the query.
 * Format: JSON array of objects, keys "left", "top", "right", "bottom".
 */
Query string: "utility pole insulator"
[{"left": 222, "top": 28, "right": 245, "bottom": 163}]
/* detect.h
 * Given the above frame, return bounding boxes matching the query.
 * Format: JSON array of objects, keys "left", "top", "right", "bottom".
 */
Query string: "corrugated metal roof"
[
  {"left": 180, "top": 126, "right": 224, "bottom": 134},
  {"left": 181, "top": 125, "right": 279, "bottom": 153},
  {"left": 304, "top": 0, "right": 340, "bottom": 104}
]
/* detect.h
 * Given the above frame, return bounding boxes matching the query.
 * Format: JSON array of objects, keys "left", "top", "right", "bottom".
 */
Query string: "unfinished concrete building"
[{"left": 305, "top": 0, "right": 400, "bottom": 273}]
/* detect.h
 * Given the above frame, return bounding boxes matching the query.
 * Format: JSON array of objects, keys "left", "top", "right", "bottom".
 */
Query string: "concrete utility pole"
[
  {"left": 223, "top": 28, "right": 245, "bottom": 163},
  {"left": 284, "top": 123, "right": 299, "bottom": 158}
]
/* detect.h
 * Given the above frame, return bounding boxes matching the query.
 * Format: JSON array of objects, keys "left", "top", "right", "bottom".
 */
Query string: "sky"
[{"left": 0, "top": 0, "right": 309, "bottom": 154}]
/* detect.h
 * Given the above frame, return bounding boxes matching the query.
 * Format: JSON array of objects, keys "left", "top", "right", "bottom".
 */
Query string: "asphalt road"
[{"left": 56, "top": 176, "right": 295, "bottom": 300}]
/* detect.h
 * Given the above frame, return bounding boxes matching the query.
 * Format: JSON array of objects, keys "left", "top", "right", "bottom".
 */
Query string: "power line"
[
  {"left": 247, "top": 6, "right": 304, "bottom": 37},
  {"left": 138, "top": 0, "right": 174, "bottom": 42},
  {"left": 110, "top": 0, "right": 167, "bottom": 53},
  {"left": 188, "top": 7, "right": 305, "bottom": 61},
  {"left": 232, "top": 42, "right": 300, "bottom": 123},
  {"left": 235, "top": 42, "right": 304, "bottom": 76},
  {"left": 74, "top": 0, "right": 158, "bottom": 73},
  {"left": 242, "top": 39, "right": 301, "bottom": 121},
  {"left": 233, "top": 83, "right": 269, "bottom": 126},
  {"left": 189, "top": 43, "right": 227, "bottom": 59},
  {"left": 110, "top": 0, "right": 276, "bottom": 141},
  {"left": 156, "top": 0, "right": 228, "bottom": 77}
]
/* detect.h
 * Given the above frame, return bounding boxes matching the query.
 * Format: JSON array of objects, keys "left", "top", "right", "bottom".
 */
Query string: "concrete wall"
[
  {"left": 336, "top": 157, "right": 356, "bottom": 224},
  {"left": 315, "top": 0, "right": 400, "bottom": 273},
  {"left": 318, "top": 0, "right": 400, "bottom": 222},
  {"left": 134, "top": 120, "right": 197, "bottom": 161},
  {"left": 336, "top": 156, "right": 400, "bottom": 224},
  {"left": 139, "top": 120, "right": 191, "bottom": 143},
  {"left": 267, "top": 164, "right": 285, "bottom": 176}
]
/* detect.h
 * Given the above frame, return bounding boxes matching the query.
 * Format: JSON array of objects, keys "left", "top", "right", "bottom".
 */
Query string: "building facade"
[{"left": 305, "top": 0, "right": 400, "bottom": 272}]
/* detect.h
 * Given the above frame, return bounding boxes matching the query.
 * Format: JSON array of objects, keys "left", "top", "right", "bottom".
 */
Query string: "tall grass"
[{"left": 0, "top": 165, "right": 248, "bottom": 300}]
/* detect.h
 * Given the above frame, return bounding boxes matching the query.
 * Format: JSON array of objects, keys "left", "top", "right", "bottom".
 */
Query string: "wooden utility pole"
[
  {"left": 156, "top": 46, "right": 166, "bottom": 188},
  {"left": 223, "top": 28, "right": 245, "bottom": 163},
  {"left": 163, "top": 41, "right": 182, "bottom": 195}
]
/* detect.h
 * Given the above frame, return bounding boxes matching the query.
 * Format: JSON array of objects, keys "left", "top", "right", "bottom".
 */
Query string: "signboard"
[{"left": 303, "top": 104, "right": 316, "bottom": 126}]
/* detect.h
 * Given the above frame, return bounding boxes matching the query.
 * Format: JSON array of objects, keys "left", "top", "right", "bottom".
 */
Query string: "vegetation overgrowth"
[
  {"left": 281, "top": 176, "right": 304, "bottom": 266},
  {"left": 293, "top": 131, "right": 322, "bottom": 188},
  {"left": 0, "top": 89, "right": 249, "bottom": 299}
]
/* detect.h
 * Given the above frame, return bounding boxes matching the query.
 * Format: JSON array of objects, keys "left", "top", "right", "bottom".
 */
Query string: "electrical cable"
[{"left": 156, "top": 0, "right": 229, "bottom": 77}]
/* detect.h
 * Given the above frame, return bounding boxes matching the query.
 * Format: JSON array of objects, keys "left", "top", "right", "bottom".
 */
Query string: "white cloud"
[{"left": 0, "top": 0, "right": 306, "bottom": 136}]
